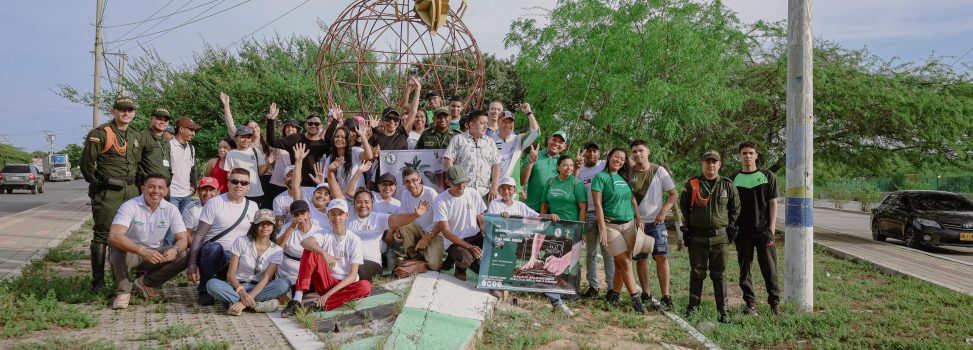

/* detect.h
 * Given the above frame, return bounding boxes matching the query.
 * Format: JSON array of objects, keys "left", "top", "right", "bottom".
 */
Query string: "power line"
[
  {"left": 122, "top": 0, "right": 228, "bottom": 51},
  {"left": 111, "top": 0, "right": 177, "bottom": 44},
  {"left": 103, "top": 0, "right": 220, "bottom": 28},
  {"left": 113, "top": 0, "right": 196, "bottom": 51},
  {"left": 105, "top": 0, "right": 251, "bottom": 45},
  {"left": 223, "top": 0, "right": 312, "bottom": 50},
  {"left": 949, "top": 46, "right": 973, "bottom": 67}
]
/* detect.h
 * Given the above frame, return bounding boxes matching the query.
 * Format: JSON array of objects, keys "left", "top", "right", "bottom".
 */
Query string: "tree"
[
  {"left": 58, "top": 144, "right": 84, "bottom": 167},
  {"left": 0, "top": 144, "right": 32, "bottom": 166}
]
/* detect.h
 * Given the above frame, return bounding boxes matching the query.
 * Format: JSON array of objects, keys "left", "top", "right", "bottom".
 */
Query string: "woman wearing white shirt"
[
  {"left": 336, "top": 187, "right": 428, "bottom": 281},
  {"left": 223, "top": 126, "right": 272, "bottom": 202},
  {"left": 322, "top": 125, "right": 373, "bottom": 191},
  {"left": 205, "top": 209, "right": 290, "bottom": 315},
  {"left": 275, "top": 200, "right": 320, "bottom": 284}
]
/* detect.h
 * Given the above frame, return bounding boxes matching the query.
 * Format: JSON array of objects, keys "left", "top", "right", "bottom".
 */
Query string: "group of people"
[{"left": 81, "top": 81, "right": 782, "bottom": 323}]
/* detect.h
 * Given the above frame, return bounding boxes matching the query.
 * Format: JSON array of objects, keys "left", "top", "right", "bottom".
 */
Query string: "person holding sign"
[{"left": 591, "top": 148, "right": 650, "bottom": 314}]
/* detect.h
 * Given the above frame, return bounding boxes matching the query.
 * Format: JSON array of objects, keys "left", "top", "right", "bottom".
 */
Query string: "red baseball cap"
[{"left": 198, "top": 177, "right": 219, "bottom": 189}]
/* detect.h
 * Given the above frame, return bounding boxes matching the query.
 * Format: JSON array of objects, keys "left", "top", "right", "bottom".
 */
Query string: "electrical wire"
[
  {"left": 105, "top": 0, "right": 251, "bottom": 45},
  {"left": 949, "top": 46, "right": 973, "bottom": 67},
  {"left": 111, "top": 0, "right": 177, "bottom": 44},
  {"left": 122, "top": 0, "right": 228, "bottom": 51},
  {"left": 222, "top": 0, "right": 312, "bottom": 50},
  {"left": 113, "top": 0, "right": 197, "bottom": 51},
  {"left": 103, "top": 0, "right": 220, "bottom": 28}
]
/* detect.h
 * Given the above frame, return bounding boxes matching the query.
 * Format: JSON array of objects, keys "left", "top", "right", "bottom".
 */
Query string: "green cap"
[
  {"left": 551, "top": 130, "right": 568, "bottom": 143},
  {"left": 112, "top": 96, "right": 136, "bottom": 110},
  {"left": 150, "top": 107, "right": 170, "bottom": 119},
  {"left": 700, "top": 150, "right": 721, "bottom": 161},
  {"left": 446, "top": 166, "right": 470, "bottom": 185},
  {"left": 432, "top": 107, "right": 450, "bottom": 117}
]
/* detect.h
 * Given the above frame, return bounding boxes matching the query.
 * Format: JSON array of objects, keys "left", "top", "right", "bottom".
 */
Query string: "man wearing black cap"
[
  {"left": 137, "top": 107, "right": 172, "bottom": 186},
  {"left": 416, "top": 107, "right": 459, "bottom": 150},
  {"left": 678, "top": 150, "right": 740, "bottom": 322},
  {"left": 423, "top": 90, "right": 443, "bottom": 125},
  {"left": 575, "top": 140, "right": 614, "bottom": 298},
  {"left": 168, "top": 117, "right": 203, "bottom": 213},
  {"left": 81, "top": 96, "right": 145, "bottom": 293},
  {"left": 372, "top": 77, "right": 420, "bottom": 151}
]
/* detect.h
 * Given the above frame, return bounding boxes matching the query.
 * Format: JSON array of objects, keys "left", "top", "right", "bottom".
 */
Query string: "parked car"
[
  {"left": 0, "top": 163, "right": 45, "bottom": 194},
  {"left": 871, "top": 190, "right": 973, "bottom": 248}
]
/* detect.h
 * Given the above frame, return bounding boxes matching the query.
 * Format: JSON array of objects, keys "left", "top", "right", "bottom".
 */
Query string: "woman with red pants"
[{"left": 281, "top": 199, "right": 372, "bottom": 316}]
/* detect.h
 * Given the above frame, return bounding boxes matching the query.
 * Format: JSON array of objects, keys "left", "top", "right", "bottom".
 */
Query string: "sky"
[{"left": 1, "top": 0, "right": 971, "bottom": 152}]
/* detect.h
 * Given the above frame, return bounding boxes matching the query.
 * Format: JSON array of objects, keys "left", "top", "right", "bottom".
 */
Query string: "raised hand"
[
  {"left": 358, "top": 160, "right": 373, "bottom": 174},
  {"left": 520, "top": 102, "right": 532, "bottom": 114},
  {"left": 415, "top": 200, "right": 430, "bottom": 216},
  {"left": 328, "top": 157, "right": 345, "bottom": 173},
  {"left": 528, "top": 144, "right": 539, "bottom": 164},
  {"left": 294, "top": 143, "right": 309, "bottom": 161},
  {"left": 356, "top": 123, "right": 369, "bottom": 140},
  {"left": 367, "top": 115, "right": 381, "bottom": 129},
  {"left": 311, "top": 163, "right": 326, "bottom": 184},
  {"left": 267, "top": 102, "right": 279, "bottom": 120},
  {"left": 219, "top": 92, "right": 230, "bottom": 106}
]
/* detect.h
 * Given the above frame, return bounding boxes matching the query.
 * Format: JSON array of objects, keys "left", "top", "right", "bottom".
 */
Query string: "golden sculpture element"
[{"left": 414, "top": 0, "right": 467, "bottom": 31}]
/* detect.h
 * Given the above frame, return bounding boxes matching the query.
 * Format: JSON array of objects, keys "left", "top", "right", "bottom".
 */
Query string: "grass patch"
[
  {"left": 171, "top": 340, "right": 230, "bottom": 350},
  {"left": 0, "top": 220, "right": 102, "bottom": 339},
  {"left": 294, "top": 306, "right": 323, "bottom": 330},
  {"left": 137, "top": 324, "right": 198, "bottom": 345},
  {"left": 7, "top": 336, "right": 117, "bottom": 350},
  {"left": 478, "top": 309, "right": 562, "bottom": 350},
  {"left": 658, "top": 241, "right": 973, "bottom": 349}
]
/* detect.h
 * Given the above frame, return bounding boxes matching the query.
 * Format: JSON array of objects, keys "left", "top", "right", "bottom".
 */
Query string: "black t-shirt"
[
  {"left": 267, "top": 119, "right": 332, "bottom": 187},
  {"left": 371, "top": 126, "right": 409, "bottom": 151},
  {"left": 729, "top": 169, "right": 779, "bottom": 229}
]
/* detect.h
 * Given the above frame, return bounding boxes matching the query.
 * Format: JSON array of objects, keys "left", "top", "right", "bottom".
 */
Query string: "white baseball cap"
[
  {"left": 326, "top": 199, "right": 349, "bottom": 213},
  {"left": 285, "top": 165, "right": 295, "bottom": 174},
  {"left": 498, "top": 176, "right": 517, "bottom": 188}
]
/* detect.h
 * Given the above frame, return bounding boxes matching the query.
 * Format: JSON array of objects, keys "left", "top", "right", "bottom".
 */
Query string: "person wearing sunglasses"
[
  {"left": 187, "top": 168, "right": 260, "bottom": 306},
  {"left": 262, "top": 99, "right": 337, "bottom": 188},
  {"left": 205, "top": 209, "right": 290, "bottom": 315}
]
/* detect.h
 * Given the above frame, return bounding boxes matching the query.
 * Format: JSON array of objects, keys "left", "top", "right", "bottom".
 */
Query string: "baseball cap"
[
  {"left": 175, "top": 117, "right": 202, "bottom": 130},
  {"left": 498, "top": 176, "right": 517, "bottom": 188},
  {"left": 282, "top": 119, "right": 302, "bottom": 131},
  {"left": 382, "top": 107, "right": 401, "bottom": 120},
  {"left": 432, "top": 107, "right": 450, "bottom": 117},
  {"left": 235, "top": 125, "right": 254, "bottom": 136},
  {"left": 551, "top": 130, "right": 569, "bottom": 143},
  {"left": 378, "top": 172, "right": 397, "bottom": 185},
  {"left": 700, "top": 150, "right": 721, "bottom": 162},
  {"left": 583, "top": 141, "right": 600, "bottom": 150},
  {"left": 164, "top": 127, "right": 175, "bottom": 134},
  {"left": 290, "top": 200, "right": 310, "bottom": 215},
  {"left": 446, "top": 166, "right": 470, "bottom": 185},
  {"left": 197, "top": 177, "right": 219, "bottom": 189},
  {"left": 500, "top": 111, "right": 515, "bottom": 120},
  {"left": 113, "top": 96, "right": 136, "bottom": 110},
  {"left": 285, "top": 165, "right": 295, "bottom": 174},
  {"left": 150, "top": 108, "right": 170, "bottom": 119},
  {"left": 252, "top": 209, "right": 275, "bottom": 225},
  {"left": 314, "top": 182, "right": 330, "bottom": 193},
  {"left": 424, "top": 90, "right": 441, "bottom": 99},
  {"left": 327, "top": 199, "right": 349, "bottom": 213}
]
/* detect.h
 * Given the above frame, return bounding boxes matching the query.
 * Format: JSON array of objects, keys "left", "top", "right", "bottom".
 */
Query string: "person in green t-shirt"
[
  {"left": 541, "top": 155, "right": 588, "bottom": 221},
  {"left": 521, "top": 131, "right": 569, "bottom": 211},
  {"left": 591, "top": 148, "right": 647, "bottom": 314}
]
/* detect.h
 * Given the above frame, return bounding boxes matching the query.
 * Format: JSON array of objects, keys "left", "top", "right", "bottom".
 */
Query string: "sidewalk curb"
[
  {"left": 648, "top": 298, "right": 722, "bottom": 350},
  {"left": 267, "top": 312, "right": 327, "bottom": 350},
  {"left": 1, "top": 195, "right": 90, "bottom": 280},
  {"left": 812, "top": 204, "right": 872, "bottom": 216},
  {"left": 813, "top": 226, "right": 973, "bottom": 269}
]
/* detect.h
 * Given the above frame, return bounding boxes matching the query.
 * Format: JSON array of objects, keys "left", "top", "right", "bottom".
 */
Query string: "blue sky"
[{"left": 1, "top": 0, "right": 971, "bottom": 152}]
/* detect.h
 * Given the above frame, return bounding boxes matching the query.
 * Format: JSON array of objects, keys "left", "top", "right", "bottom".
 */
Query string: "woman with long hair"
[
  {"left": 205, "top": 137, "right": 235, "bottom": 193},
  {"left": 541, "top": 155, "right": 588, "bottom": 222},
  {"left": 407, "top": 111, "right": 427, "bottom": 150},
  {"left": 591, "top": 147, "right": 647, "bottom": 313},
  {"left": 322, "top": 125, "right": 373, "bottom": 190},
  {"left": 205, "top": 209, "right": 290, "bottom": 315}
]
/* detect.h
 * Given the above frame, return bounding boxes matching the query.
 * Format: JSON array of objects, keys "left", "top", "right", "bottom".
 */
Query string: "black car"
[{"left": 871, "top": 190, "right": 973, "bottom": 248}]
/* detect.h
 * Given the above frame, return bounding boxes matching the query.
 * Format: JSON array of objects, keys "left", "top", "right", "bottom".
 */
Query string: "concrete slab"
[
  {"left": 268, "top": 312, "right": 328, "bottom": 350},
  {"left": 383, "top": 308, "right": 482, "bottom": 350},
  {"left": 402, "top": 272, "right": 495, "bottom": 321},
  {"left": 343, "top": 335, "right": 386, "bottom": 350}
]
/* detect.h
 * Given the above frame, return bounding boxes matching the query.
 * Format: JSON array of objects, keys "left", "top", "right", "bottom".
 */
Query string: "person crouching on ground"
[
  {"left": 205, "top": 209, "right": 290, "bottom": 315},
  {"left": 281, "top": 199, "right": 372, "bottom": 317},
  {"left": 107, "top": 174, "right": 191, "bottom": 309}
]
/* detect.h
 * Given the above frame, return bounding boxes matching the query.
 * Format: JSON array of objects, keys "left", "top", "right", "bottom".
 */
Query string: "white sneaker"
[
  {"left": 554, "top": 302, "right": 574, "bottom": 317},
  {"left": 253, "top": 299, "right": 280, "bottom": 313},
  {"left": 112, "top": 293, "right": 131, "bottom": 310}
]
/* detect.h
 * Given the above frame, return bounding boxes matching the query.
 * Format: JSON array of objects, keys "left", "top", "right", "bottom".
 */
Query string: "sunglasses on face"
[
  {"left": 229, "top": 179, "right": 250, "bottom": 186},
  {"left": 306, "top": 122, "right": 322, "bottom": 126}
]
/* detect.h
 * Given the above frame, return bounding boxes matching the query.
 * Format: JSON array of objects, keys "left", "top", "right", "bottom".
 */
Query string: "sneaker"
[
  {"left": 553, "top": 302, "right": 575, "bottom": 317},
  {"left": 454, "top": 269, "right": 467, "bottom": 282},
  {"left": 685, "top": 305, "right": 699, "bottom": 318},
  {"left": 640, "top": 292, "right": 652, "bottom": 304},
  {"left": 718, "top": 309, "right": 729, "bottom": 323},
  {"left": 112, "top": 293, "right": 131, "bottom": 310},
  {"left": 744, "top": 305, "right": 759, "bottom": 316},
  {"left": 133, "top": 275, "right": 159, "bottom": 299},
  {"left": 198, "top": 292, "right": 215, "bottom": 306},
  {"left": 605, "top": 290, "right": 620, "bottom": 307},
  {"left": 582, "top": 286, "right": 600, "bottom": 299},
  {"left": 254, "top": 299, "right": 280, "bottom": 313},
  {"left": 770, "top": 304, "right": 780, "bottom": 316},
  {"left": 280, "top": 300, "right": 303, "bottom": 318},
  {"left": 660, "top": 295, "right": 674, "bottom": 311},
  {"left": 630, "top": 293, "right": 647, "bottom": 314}
]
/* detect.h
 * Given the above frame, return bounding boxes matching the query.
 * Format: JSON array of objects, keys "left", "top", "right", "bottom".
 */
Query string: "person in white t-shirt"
[
  {"left": 321, "top": 125, "right": 373, "bottom": 191},
  {"left": 292, "top": 143, "right": 359, "bottom": 231},
  {"left": 181, "top": 177, "right": 221, "bottom": 238},
  {"left": 107, "top": 174, "right": 190, "bottom": 310},
  {"left": 281, "top": 200, "right": 372, "bottom": 317},
  {"left": 205, "top": 209, "right": 290, "bottom": 315},
  {"left": 272, "top": 165, "right": 317, "bottom": 227},
  {"left": 340, "top": 188, "right": 427, "bottom": 281},
  {"left": 394, "top": 167, "right": 443, "bottom": 272},
  {"left": 222, "top": 125, "right": 270, "bottom": 201},
  {"left": 275, "top": 200, "right": 321, "bottom": 284},
  {"left": 491, "top": 102, "right": 540, "bottom": 200},
  {"left": 574, "top": 141, "right": 614, "bottom": 298},
  {"left": 433, "top": 167, "right": 487, "bottom": 282},
  {"left": 628, "top": 140, "right": 677, "bottom": 310},
  {"left": 373, "top": 173, "right": 402, "bottom": 214},
  {"left": 187, "top": 168, "right": 259, "bottom": 306}
]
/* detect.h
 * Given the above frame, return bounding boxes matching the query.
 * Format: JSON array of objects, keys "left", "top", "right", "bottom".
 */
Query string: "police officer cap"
[
  {"left": 113, "top": 96, "right": 137, "bottom": 110},
  {"left": 701, "top": 150, "right": 721, "bottom": 161}
]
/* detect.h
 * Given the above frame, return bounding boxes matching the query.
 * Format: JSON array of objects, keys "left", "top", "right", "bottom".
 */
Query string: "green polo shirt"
[
  {"left": 541, "top": 175, "right": 587, "bottom": 221},
  {"left": 523, "top": 150, "right": 560, "bottom": 211},
  {"left": 591, "top": 171, "right": 635, "bottom": 222}
]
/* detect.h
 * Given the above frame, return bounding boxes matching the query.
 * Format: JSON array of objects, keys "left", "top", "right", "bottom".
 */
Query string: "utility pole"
[
  {"left": 43, "top": 131, "right": 56, "bottom": 155},
  {"left": 93, "top": 0, "right": 105, "bottom": 129},
  {"left": 785, "top": 0, "right": 814, "bottom": 312}
]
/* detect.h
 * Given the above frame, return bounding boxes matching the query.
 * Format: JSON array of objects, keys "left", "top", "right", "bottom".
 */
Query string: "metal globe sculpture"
[{"left": 316, "top": 0, "right": 484, "bottom": 117}]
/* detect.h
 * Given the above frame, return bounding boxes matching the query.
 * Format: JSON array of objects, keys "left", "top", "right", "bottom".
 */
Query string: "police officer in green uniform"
[
  {"left": 678, "top": 150, "right": 740, "bottom": 322},
  {"left": 80, "top": 96, "right": 143, "bottom": 293},
  {"left": 137, "top": 107, "right": 172, "bottom": 185},
  {"left": 416, "top": 107, "right": 460, "bottom": 149}
]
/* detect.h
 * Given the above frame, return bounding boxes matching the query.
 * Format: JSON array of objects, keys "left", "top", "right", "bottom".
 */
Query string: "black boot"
[
  {"left": 718, "top": 308, "right": 729, "bottom": 323},
  {"left": 605, "top": 290, "right": 620, "bottom": 307},
  {"left": 89, "top": 242, "right": 107, "bottom": 293},
  {"left": 685, "top": 304, "right": 699, "bottom": 318}
]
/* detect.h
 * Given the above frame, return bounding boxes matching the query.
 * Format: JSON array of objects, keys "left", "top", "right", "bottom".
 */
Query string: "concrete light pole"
[{"left": 784, "top": 0, "right": 814, "bottom": 312}]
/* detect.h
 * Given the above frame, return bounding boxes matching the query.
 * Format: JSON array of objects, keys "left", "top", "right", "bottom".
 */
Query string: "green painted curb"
[
  {"left": 383, "top": 308, "right": 481, "bottom": 350},
  {"left": 342, "top": 335, "right": 387, "bottom": 350}
]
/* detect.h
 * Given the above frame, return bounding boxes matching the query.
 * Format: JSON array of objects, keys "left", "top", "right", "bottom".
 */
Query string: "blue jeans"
[
  {"left": 546, "top": 293, "right": 562, "bottom": 305},
  {"left": 584, "top": 212, "right": 615, "bottom": 290},
  {"left": 206, "top": 278, "right": 291, "bottom": 304},
  {"left": 634, "top": 223, "right": 669, "bottom": 260},
  {"left": 198, "top": 242, "right": 231, "bottom": 294},
  {"left": 165, "top": 196, "right": 193, "bottom": 245}
]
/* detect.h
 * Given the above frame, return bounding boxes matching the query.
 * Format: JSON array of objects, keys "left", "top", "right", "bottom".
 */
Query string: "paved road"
[
  {"left": 0, "top": 180, "right": 88, "bottom": 219},
  {"left": 780, "top": 203, "right": 973, "bottom": 266}
]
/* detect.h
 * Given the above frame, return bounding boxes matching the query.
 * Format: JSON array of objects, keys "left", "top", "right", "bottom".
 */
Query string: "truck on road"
[{"left": 42, "top": 154, "right": 72, "bottom": 181}]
